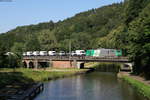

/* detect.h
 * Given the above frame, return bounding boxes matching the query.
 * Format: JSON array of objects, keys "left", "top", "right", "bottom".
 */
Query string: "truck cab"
[{"left": 75, "top": 50, "right": 86, "bottom": 56}]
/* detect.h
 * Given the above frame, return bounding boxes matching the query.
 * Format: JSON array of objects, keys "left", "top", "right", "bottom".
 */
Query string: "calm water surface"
[{"left": 35, "top": 72, "right": 145, "bottom": 100}]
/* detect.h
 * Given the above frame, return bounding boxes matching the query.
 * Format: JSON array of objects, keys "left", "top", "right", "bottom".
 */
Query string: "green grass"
[
  {"left": 122, "top": 76, "right": 150, "bottom": 99},
  {"left": 0, "top": 68, "right": 89, "bottom": 88},
  {"left": 84, "top": 62, "right": 97, "bottom": 67}
]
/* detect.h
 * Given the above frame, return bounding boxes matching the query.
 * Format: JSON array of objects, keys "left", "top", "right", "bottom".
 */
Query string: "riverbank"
[
  {"left": 118, "top": 72, "right": 150, "bottom": 100},
  {"left": 0, "top": 68, "right": 91, "bottom": 100},
  {"left": 88, "top": 63, "right": 150, "bottom": 99}
]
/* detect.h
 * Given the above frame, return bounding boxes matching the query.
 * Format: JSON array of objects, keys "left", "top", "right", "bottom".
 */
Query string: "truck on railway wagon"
[
  {"left": 48, "top": 51, "right": 56, "bottom": 56},
  {"left": 33, "top": 51, "right": 40, "bottom": 56},
  {"left": 71, "top": 51, "right": 76, "bottom": 56},
  {"left": 58, "top": 51, "right": 66, "bottom": 56},
  {"left": 75, "top": 50, "right": 86, "bottom": 56},
  {"left": 39, "top": 51, "right": 48, "bottom": 56},
  {"left": 26, "top": 51, "right": 33, "bottom": 56}
]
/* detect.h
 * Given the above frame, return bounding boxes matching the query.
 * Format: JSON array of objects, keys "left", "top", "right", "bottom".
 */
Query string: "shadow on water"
[
  {"left": 0, "top": 72, "right": 34, "bottom": 87},
  {"left": 0, "top": 71, "right": 35, "bottom": 100},
  {"left": 93, "top": 63, "right": 120, "bottom": 73}
]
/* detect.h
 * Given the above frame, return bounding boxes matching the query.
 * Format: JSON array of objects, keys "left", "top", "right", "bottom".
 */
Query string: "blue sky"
[{"left": 0, "top": 0, "right": 123, "bottom": 33}]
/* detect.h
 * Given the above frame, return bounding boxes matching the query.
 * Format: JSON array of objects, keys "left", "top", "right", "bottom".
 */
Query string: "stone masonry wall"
[{"left": 52, "top": 61, "right": 76, "bottom": 68}]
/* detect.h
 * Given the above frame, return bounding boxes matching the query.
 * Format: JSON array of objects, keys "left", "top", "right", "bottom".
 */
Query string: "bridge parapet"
[{"left": 23, "top": 56, "right": 130, "bottom": 62}]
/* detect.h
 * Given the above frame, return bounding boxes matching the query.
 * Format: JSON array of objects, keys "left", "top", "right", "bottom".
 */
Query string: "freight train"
[{"left": 22, "top": 48, "right": 122, "bottom": 57}]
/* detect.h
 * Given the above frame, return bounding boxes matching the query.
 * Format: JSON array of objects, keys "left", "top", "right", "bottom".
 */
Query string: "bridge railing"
[{"left": 23, "top": 56, "right": 129, "bottom": 61}]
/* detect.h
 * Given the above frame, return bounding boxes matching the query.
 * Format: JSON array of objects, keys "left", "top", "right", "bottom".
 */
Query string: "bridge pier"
[
  {"left": 51, "top": 60, "right": 84, "bottom": 69},
  {"left": 34, "top": 60, "right": 38, "bottom": 69},
  {"left": 49, "top": 59, "right": 53, "bottom": 67},
  {"left": 26, "top": 61, "right": 30, "bottom": 68},
  {"left": 72, "top": 60, "right": 77, "bottom": 68}
]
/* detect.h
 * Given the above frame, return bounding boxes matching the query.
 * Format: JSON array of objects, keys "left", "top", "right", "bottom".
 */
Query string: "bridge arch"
[
  {"left": 120, "top": 63, "right": 133, "bottom": 72},
  {"left": 38, "top": 62, "right": 49, "bottom": 68},
  {"left": 23, "top": 61, "right": 27, "bottom": 68},
  {"left": 29, "top": 61, "right": 34, "bottom": 68},
  {"left": 80, "top": 63, "right": 84, "bottom": 69},
  {"left": 77, "top": 62, "right": 85, "bottom": 69}
]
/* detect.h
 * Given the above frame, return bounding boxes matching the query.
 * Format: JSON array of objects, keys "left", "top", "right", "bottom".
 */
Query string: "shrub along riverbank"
[
  {"left": 120, "top": 74, "right": 150, "bottom": 100},
  {"left": 0, "top": 68, "right": 90, "bottom": 87}
]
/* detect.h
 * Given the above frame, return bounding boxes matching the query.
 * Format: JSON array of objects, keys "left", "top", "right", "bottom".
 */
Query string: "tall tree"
[
  {"left": 38, "top": 29, "right": 57, "bottom": 50},
  {"left": 128, "top": 3, "right": 150, "bottom": 78},
  {"left": 0, "top": 43, "right": 7, "bottom": 67},
  {"left": 24, "top": 35, "right": 41, "bottom": 51},
  {"left": 125, "top": 0, "right": 149, "bottom": 25}
]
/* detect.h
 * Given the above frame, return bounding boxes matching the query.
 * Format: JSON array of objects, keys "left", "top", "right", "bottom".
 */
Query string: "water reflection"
[{"left": 35, "top": 72, "right": 145, "bottom": 100}]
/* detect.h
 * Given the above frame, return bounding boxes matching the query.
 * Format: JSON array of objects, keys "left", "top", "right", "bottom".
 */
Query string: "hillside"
[{"left": 0, "top": 3, "right": 124, "bottom": 51}]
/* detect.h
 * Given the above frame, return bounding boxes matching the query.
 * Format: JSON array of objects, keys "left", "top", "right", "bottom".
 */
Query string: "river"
[{"left": 35, "top": 72, "right": 145, "bottom": 100}]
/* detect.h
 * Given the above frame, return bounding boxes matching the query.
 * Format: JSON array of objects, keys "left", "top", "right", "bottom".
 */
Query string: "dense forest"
[{"left": 0, "top": 0, "right": 150, "bottom": 78}]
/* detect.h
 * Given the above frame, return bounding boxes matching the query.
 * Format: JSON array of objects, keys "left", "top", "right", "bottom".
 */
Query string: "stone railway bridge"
[{"left": 23, "top": 56, "right": 132, "bottom": 71}]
